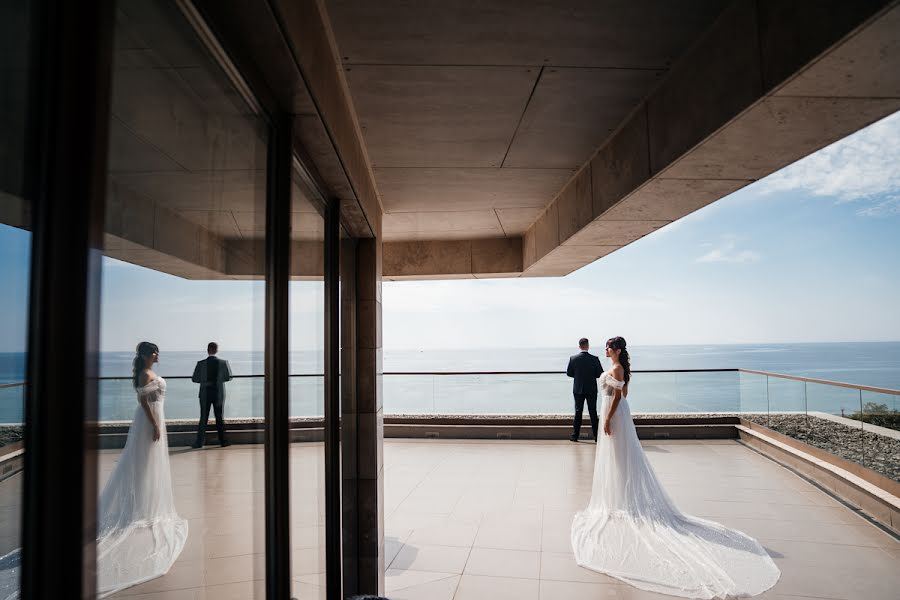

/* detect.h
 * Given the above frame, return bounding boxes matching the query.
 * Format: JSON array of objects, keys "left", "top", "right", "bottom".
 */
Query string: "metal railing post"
[{"left": 859, "top": 389, "right": 865, "bottom": 467}]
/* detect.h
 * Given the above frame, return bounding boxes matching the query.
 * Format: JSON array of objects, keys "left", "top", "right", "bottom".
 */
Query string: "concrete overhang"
[
  {"left": 324, "top": 0, "right": 900, "bottom": 278},
  {"left": 3, "top": 1, "right": 899, "bottom": 282}
]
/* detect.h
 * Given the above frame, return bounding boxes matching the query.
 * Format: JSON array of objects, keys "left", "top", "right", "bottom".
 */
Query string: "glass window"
[
  {"left": 0, "top": 0, "right": 34, "bottom": 597},
  {"left": 289, "top": 173, "right": 327, "bottom": 598},
  {"left": 98, "top": 0, "right": 268, "bottom": 596}
]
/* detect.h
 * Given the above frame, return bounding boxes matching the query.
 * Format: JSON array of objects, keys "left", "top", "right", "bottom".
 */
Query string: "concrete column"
[{"left": 341, "top": 236, "right": 384, "bottom": 596}]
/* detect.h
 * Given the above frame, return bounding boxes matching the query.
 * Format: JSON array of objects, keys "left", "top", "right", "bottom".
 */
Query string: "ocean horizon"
[{"left": 1, "top": 341, "right": 899, "bottom": 422}]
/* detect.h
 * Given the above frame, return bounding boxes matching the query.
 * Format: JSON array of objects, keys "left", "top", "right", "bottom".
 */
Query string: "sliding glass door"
[{"left": 98, "top": 0, "right": 270, "bottom": 596}]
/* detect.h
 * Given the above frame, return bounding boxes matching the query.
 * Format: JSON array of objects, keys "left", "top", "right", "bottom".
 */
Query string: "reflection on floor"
[
  {"left": 2, "top": 439, "right": 898, "bottom": 599},
  {"left": 106, "top": 443, "right": 326, "bottom": 599}
]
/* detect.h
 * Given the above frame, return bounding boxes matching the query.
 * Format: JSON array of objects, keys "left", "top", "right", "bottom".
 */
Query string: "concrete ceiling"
[
  {"left": 102, "top": 0, "right": 326, "bottom": 279},
  {"left": 326, "top": 0, "right": 728, "bottom": 242}
]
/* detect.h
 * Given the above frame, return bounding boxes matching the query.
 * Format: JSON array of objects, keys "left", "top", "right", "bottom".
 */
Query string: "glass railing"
[
  {"left": 738, "top": 369, "right": 899, "bottom": 482},
  {"left": 382, "top": 370, "right": 743, "bottom": 415},
  {"left": 1, "top": 369, "right": 896, "bottom": 422},
  {"left": 1, "top": 369, "right": 897, "bottom": 480},
  {"left": 98, "top": 375, "right": 325, "bottom": 421},
  {"left": 0, "top": 383, "right": 25, "bottom": 424}
]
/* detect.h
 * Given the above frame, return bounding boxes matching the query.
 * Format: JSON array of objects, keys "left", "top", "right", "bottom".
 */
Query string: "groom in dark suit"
[
  {"left": 566, "top": 337, "right": 603, "bottom": 442},
  {"left": 191, "top": 342, "right": 233, "bottom": 448}
]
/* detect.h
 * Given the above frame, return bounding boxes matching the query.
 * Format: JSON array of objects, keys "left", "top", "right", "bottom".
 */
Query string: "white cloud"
[
  {"left": 695, "top": 238, "right": 761, "bottom": 264},
  {"left": 759, "top": 110, "right": 900, "bottom": 215}
]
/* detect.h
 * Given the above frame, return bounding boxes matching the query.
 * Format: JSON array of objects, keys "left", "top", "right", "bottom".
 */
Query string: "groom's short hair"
[
  {"left": 208, "top": 342, "right": 218, "bottom": 354},
  {"left": 579, "top": 337, "right": 589, "bottom": 349}
]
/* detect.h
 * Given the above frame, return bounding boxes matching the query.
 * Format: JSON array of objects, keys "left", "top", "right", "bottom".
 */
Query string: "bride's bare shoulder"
[{"left": 611, "top": 364, "right": 625, "bottom": 378}]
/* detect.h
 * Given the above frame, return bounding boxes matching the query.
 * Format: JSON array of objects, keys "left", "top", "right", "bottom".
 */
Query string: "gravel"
[
  {"left": 0, "top": 427, "right": 22, "bottom": 447},
  {"left": 742, "top": 413, "right": 900, "bottom": 483}
]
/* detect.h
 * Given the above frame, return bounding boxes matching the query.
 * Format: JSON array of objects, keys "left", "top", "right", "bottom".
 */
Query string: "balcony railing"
[
  {"left": 2, "top": 368, "right": 897, "bottom": 421},
  {"left": 3, "top": 369, "right": 898, "bottom": 480}
]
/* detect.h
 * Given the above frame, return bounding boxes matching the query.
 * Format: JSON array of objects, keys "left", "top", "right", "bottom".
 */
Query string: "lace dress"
[
  {"left": 96, "top": 376, "right": 188, "bottom": 596},
  {"left": 571, "top": 371, "right": 780, "bottom": 599},
  {"left": 0, "top": 377, "right": 188, "bottom": 599}
]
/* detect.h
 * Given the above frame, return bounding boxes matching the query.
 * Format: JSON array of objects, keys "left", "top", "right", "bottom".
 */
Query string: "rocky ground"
[
  {"left": 742, "top": 413, "right": 900, "bottom": 482},
  {"left": 0, "top": 427, "right": 22, "bottom": 447}
]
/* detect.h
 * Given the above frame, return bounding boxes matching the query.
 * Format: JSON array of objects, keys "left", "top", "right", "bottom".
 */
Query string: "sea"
[{"left": 0, "top": 342, "right": 898, "bottom": 423}]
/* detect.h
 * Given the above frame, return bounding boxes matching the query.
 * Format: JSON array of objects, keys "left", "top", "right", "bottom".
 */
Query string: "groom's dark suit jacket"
[
  {"left": 566, "top": 351, "right": 602, "bottom": 395},
  {"left": 191, "top": 356, "right": 233, "bottom": 403}
]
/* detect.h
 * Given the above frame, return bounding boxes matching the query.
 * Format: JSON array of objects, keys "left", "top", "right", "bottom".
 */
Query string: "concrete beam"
[
  {"left": 274, "top": 0, "right": 384, "bottom": 239},
  {"left": 524, "top": 0, "right": 900, "bottom": 277},
  {"left": 382, "top": 237, "right": 523, "bottom": 280}
]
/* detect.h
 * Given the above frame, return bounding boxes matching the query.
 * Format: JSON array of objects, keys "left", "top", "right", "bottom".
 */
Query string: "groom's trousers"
[
  {"left": 196, "top": 389, "right": 227, "bottom": 446},
  {"left": 573, "top": 393, "right": 599, "bottom": 440}
]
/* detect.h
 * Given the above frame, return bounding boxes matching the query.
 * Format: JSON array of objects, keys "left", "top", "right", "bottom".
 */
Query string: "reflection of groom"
[
  {"left": 191, "top": 342, "right": 233, "bottom": 448},
  {"left": 566, "top": 337, "right": 602, "bottom": 442}
]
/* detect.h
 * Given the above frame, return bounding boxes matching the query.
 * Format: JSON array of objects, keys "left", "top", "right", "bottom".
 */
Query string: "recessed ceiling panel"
[
  {"left": 504, "top": 67, "right": 664, "bottom": 168},
  {"left": 327, "top": 0, "right": 726, "bottom": 68},
  {"left": 346, "top": 65, "right": 539, "bottom": 167},
  {"left": 384, "top": 210, "right": 504, "bottom": 241},
  {"left": 374, "top": 167, "right": 573, "bottom": 212}
]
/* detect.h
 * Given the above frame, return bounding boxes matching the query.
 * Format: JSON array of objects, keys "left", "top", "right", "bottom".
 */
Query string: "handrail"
[
  {"left": 3, "top": 368, "right": 898, "bottom": 395},
  {"left": 383, "top": 369, "right": 740, "bottom": 375},
  {"left": 739, "top": 368, "right": 900, "bottom": 396},
  {"left": 95, "top": 373, "right": 322, "bottom": 381}
]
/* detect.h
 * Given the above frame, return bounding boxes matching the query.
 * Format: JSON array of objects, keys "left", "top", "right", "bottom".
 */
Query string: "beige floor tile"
[
  {"left": 387, "top": 575, "right": 460, "bottom": 600},
  {"left": 474, "top": 520, "right": 542, "bottom": 551},
  {"left": 454, "top": 574, "right": 539, "bottom": 600},
  {"left": 764, "top": 538, "right": 897, "bottom": 571},
  {"left": 540, "top": 551, "right": 616, "bottom": 584},
  {"left": 116, "top": 589, "right": 201, "bottom": 600},
  {"left": 463, "top": 548, "right": 541, "bottom": 579},
  {"left": 292, "top": 547, "right": 327, "bottom": 576},
  {"left": 770, "top": 563, "right": 900, "bottom": 599},
  {"left": 204, "top": 553, "right": 264, "bottom": 586},
  {"left": 539, "top": 580, "right": 626, "bottom": 599},
  {"left": 116, "top": 558, "right": 205, "bottom": 596},
  {"left": 200, "top": 580, "right": 265, "bottom": 600},
  {"left": 390, "top": 543, "right": 471, "bottom": 574},
  {"left": 289, "top": 579, "right": 326, "bottom": 600},
  {"left": 406, "top": 520, "right": 479, "bottom": 547},
  {"left": 541, "top": 515, "right": 574, "bottom": 553},
  {"left": 722, "top": 516, "right": 898, "bottom": 547},
  {"left": 385, "top": 568, "right": 458, "bottom": 592}
]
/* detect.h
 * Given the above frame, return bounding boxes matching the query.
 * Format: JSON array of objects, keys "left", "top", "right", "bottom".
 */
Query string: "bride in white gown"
[
  {"left": 571, "top": 337, "right": 779, "bottom": 599},
  {"left": 0, "top": 341, "right": 188, "bottom": 599},
  {"left": 95, "top": 341, "right": 188, "bottom": 596}
]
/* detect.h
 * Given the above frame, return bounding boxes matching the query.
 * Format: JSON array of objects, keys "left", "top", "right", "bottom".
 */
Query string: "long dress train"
[
  {"left": 0, "top": 376, "right": 188, "bottom": 599},
  {"left": 571, "top": 371, "right": 780, "bottom": 599}
]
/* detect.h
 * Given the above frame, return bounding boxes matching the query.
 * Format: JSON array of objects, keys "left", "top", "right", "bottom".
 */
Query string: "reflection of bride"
[
  {"left": 0, "top": 342, "right": 188, "bottom": 599},
  {"left": 95, "top": 341, "right": 188, "bottom": 596}
]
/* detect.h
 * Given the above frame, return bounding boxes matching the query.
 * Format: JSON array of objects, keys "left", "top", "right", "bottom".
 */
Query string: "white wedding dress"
[
  {"left": 0, "top": 376, "right": 188, "bottom": 599},
  {"left": 571, "top": 371, "right": 780, "bottom": 599}
]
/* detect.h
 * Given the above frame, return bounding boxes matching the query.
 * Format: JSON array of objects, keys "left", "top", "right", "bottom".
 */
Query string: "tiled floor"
[
  {"left": 1, "top": 439, "right": 898, "bottom": 599},
  {"left": 383, "top": 439, "right": 900, "bottom": 600},
  {"left": 107, "top": 443, "right": 328, "bottom": 599}
]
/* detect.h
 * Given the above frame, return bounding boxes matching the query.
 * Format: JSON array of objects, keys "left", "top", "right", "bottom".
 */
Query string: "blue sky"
[{"left": 1, "top": 111, "right": 899, "bottom": 352}]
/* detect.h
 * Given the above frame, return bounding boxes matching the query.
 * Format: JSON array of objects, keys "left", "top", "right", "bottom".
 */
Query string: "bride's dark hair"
[
  {"left": 606, "top": 336, "right": 631, "bottom": 384},
  {"left": 133, "top": 341, "right": 159, "bottom": 389}
]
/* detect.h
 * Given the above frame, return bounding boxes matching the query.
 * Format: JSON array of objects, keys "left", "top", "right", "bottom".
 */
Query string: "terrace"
[
  {"left": 1, "top": 369, "right": 898, "bottom": 599},
  {"left": 1, "top": 439, "right": 893, "bottom": 600}
]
